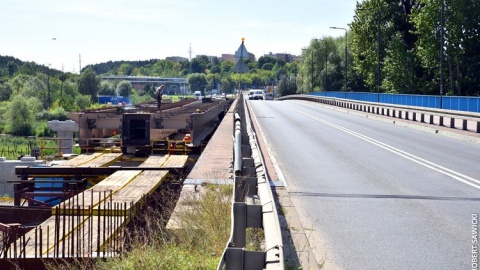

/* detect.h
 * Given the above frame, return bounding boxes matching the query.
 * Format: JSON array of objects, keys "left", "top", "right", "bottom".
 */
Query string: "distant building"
[
  {"left": 222, "top": 52, "right": 256, "bottom": 62},
  {"left": 102, "top": 76, "right": 189, "bottom": 93},
  {"left": 166, "top": 56, "right": 188, "bottom": 63},
  {"left": 264, "top": 52, "right": 294, "bottom": 63},
  {"left": 221, "top": 54, "right": 235, "bottom": 63}
]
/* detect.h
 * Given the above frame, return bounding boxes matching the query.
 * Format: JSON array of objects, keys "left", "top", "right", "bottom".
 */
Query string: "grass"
[{"left": 43, "top": 183, "right": 233, "bottom": 270}]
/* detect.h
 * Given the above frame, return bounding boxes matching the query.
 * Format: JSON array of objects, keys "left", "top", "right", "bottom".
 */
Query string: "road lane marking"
[
  {"left": 286, "top": 104, "right": 480, "bottom": 190},
  {"left": 248, "top": 101, "right": 288, "bottom": 186}
]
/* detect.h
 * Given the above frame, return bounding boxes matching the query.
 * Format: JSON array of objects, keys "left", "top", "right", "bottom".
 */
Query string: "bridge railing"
[
  {"left": 218, "top": 94, "right": 284, "bottom": 270},
  {"left": 279, "top": 94, "right": 480, "bottom": 135},
  {"left": 310, "top": 91, "right": 480, "bottom": 113}
]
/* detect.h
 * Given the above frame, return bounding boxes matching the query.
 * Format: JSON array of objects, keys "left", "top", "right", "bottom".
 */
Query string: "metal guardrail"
[
  {"left": 279, "top": 94, "right": 480, "bottom": 134},
  {"left": 218, "top": 94, "right": 284, "bottom": 270}
]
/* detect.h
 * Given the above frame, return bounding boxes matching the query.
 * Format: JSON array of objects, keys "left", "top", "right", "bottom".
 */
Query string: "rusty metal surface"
[{"left": 0, "top": 206, "right": 51, "bottom": 224}]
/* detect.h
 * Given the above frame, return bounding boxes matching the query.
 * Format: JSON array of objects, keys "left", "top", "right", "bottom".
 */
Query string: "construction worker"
[{"left": 156, "top": 85, "right": 165, "bottom": 110}]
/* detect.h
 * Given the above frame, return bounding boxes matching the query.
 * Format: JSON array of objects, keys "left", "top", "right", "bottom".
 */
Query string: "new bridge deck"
[{"left": 8, "top": 154, "right": 186, "bottom": 258}]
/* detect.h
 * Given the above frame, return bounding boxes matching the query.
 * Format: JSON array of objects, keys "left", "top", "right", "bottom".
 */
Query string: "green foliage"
[
  {"left": 6, "top": 95, "right": 34, "bottom": 136},
  {"left": 411, "top": 0, "right": 480, "bottom": 95},
  {"left": 187, "top": 73, "right": 207, "bottom": 93},
  {"left": 37, "top": 106, "right": 68, "bottom": 121},
  {"left": 98, "top": 81, "right": 117, "bottom": 96},
  {"left": 78, "top": 67, "right": 100, "bottom": 102},
  {"left": 262, "top": 63, "right": 274, "bottom": 70},
  {"left": 220, "top": 76, "right": 236, "bottom": 93},
  {"left": 220, "top": 61, "right": 234, "bottom": 73},
  {"left": 190, "top": 55, "right": 211, "bottom": 73},
  {"left": 95, "top": 245, "right": 218, "bottom": 270},
  {"left": 277, "top": 75, "right": 297, "bottom": 96},
  {"left": 131, "top": 89, "right": 155, "bottom": 104},
  {"left": 0, "top": 137, "right": 41, "bottom": 159},
  {"left": 36, "top": 123, "right": 55, "bottom": 137},
  {"left": 117, "top": 80, "right": 133, "bottom": 97},
  {"left": 75, "top": 94, "right": 92, "bottom": 110},
  {"left": 117, "top": 63, "right": 134, "bottom": 76},
  {"left": 0, "top": 81, "right": 12, "bottom": 101}
]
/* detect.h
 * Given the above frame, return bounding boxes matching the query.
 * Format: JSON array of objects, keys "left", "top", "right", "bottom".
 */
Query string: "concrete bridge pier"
[{"left": 47, "top": 120, "right": 79, "bottom": 154}]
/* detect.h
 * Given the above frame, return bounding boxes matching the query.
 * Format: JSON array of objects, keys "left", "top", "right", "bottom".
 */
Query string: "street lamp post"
[
  {"left": 311, "top": 47, "right": 314, "bottom": 93},
  {"left": 302, "top": 48, "right": 306, "bottom": 94},
  {"left": 440, "top": 0, "right": 445, "bottom": 109},
  {"left": 330, "top": 27, "right": 347, "bottom": 91},
  {"left": 47, "top": 64, "right": 51, "bottom": 108},
  {"left": 324, "top": 38, "right": 328, "bottom": 91}
]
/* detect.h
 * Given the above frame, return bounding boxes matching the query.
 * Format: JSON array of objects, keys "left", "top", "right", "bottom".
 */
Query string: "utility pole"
[
  {"left": 47, "top": 64, "right": 51, "bottom": 108},
  {"left": 79, "top": 54, "right": 82, "bottom": 73},
  {"left": 439, "top": 0, "right": 445, "bottom": 109},
  {"left": 188, "top": 43, "right": 193, "bottom": 74},
  {"left": 324, "top": 38, "right": 328, "bottom": 91},
  {"left": 330, "top": 27, "right": 348, "bottom": 91}
]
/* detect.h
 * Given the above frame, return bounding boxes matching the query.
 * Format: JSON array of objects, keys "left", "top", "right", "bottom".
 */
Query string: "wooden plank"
[
  {"left": 139, "top": 155, "right": 168, "bottom": 167},
  {"left": 162, "top": 155, "right": 188, "bottom": 168},
  {"left": 53, "top": 170, "right": 142, "bottom": 214},
  {"left": 139, "top": 155, "right": 187, "bottom": 169},
  {"left": 104, "top": 171, "right": 168, "bottom": 203},
  {"left": 78, "top": 153, "right": 123, "bottom": 168},
  {"left": 53, "top": 153, "right": 103, "bottom": 167}
]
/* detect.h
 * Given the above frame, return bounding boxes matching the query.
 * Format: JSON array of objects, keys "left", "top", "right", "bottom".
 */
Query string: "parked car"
[{"left": 265, "top": 93, "right": 274, "bottom": 100}]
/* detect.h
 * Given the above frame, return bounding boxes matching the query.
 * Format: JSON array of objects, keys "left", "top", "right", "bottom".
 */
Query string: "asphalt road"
[{"left": 248, "top": 99, "right": 480, "bottom": 270}]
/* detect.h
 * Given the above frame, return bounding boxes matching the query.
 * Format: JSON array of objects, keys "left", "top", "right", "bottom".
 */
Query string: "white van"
[
  {"left": 248, "top": 90, "right": 256, "bottom": 100},
  {"left": 194, "top": 91, "right": 202, "bottom": 100}
]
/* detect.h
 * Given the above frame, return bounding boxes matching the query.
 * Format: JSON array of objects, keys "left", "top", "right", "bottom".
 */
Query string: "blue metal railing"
[{"left": 309, "top": 92, "right": 480, "bottom": 113}]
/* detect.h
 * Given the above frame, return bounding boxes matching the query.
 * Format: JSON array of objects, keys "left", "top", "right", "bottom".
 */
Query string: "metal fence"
[
  {"left": 310, "top": 91, "right": 480, "bottom": 113},
  {"left": 218, "top": 94, "right": 284, "bottom": 270}
]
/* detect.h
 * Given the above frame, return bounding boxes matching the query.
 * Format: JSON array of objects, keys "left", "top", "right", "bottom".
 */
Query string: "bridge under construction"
[{"left": 0, "top": 97, "right": 233, "bottom": 269}]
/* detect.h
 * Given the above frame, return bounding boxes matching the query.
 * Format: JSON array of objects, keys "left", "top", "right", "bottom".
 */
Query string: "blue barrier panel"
[
  {"left": 34, "top": 177, "right": 63, "bottom": 206},
  {"left": 98, "top": 95, "right": 132, "bottom": 105},
  {"left": 309, "top": 92, "right": 480, "bottom": 113}
]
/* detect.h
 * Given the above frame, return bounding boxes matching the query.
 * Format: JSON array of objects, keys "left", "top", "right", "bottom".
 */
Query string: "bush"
[{"left": 6, "top": 95, "right": 34, "bottom": 136}]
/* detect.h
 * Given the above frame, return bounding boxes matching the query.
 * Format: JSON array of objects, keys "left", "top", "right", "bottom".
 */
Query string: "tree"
[
  {"left": 187, "top": 73, "right": 207, "bottom": 93},
  {"left": 98, "top": 81, "right": 116, "bottom": 96},
  {"left": 152, "top": 60, "right": 176, "bottom": 77},
  {"left": 0, "top": 82, "right": 13, "bottom": 101},
  {"left": 210, "top": 65, "right": 221, "bottom": 74},
  {"left": 191, "top": 55, "right": 210, "bottom": 73},
  {"left": 61, "top": 81, "right": 80, "bottom": 111},
  {"left": 78, "top": 67, "right": 100, "bottom": 102},
  {"left": 277, "top": 75, "right": 297, "bottom": 96},
  {"left": 117, "top": 63, "right": 134, "bottom": 76},
  {"left": 117, "top": 80, "right": 133, "bottom": 97},
  {"left": 75, "top": 94, "right": 92, "bottom": 110},
  {"left": 7, "top": 61, "right": 17, "bottom": 77},
  {"left": 6, "top": 95, "right": 34, "bottom": 136},
  {"left": 412, "top": 0, "right": 480, "bottom": 95},
  {"left": 220, "top": 76, "right": 236, "bottom": 93},
  {"left": 220, "top": 61, "right": 234, "bottom": 73},
  {"left": 261, "top": 63, "right": 274, "bottom": 71},
  {"left": 257, "top": 56, "right": 277, "bottom": 69}
]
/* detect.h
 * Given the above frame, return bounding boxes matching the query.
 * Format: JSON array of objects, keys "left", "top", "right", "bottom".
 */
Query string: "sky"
[{"left": 1, "top": 0, "right": 357, "bottom": 73}]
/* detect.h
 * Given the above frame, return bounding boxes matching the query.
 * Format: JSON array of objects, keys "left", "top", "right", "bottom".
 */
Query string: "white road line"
[
  {"left": 287, "top": 105, "right": 480, "bottom": 190},
  {"left": 248, "top": 102, "right": 288, "bottom": 187}
]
